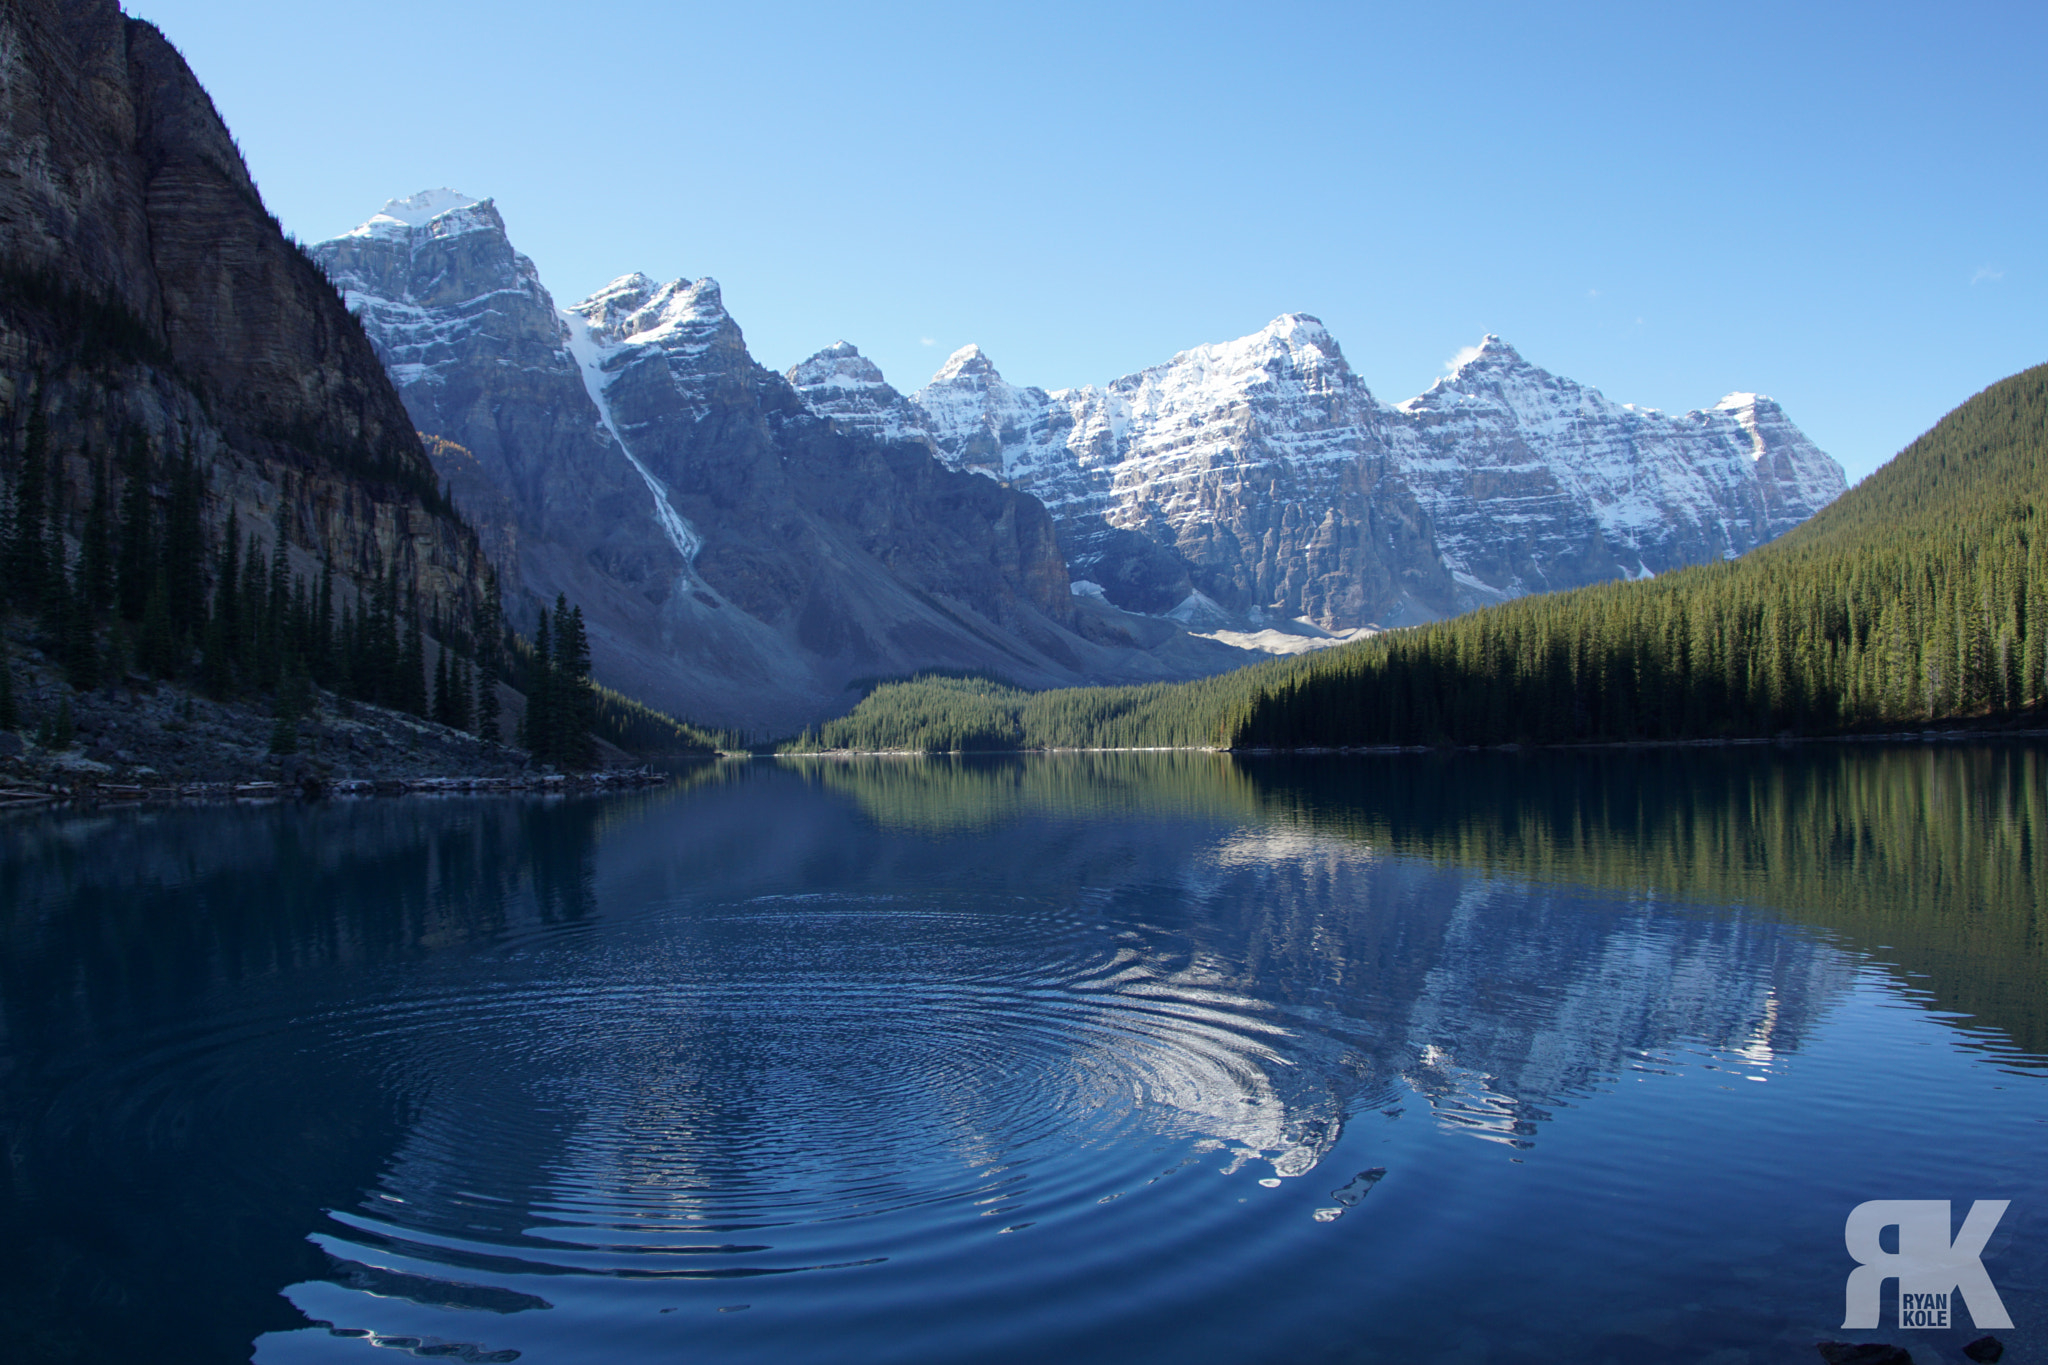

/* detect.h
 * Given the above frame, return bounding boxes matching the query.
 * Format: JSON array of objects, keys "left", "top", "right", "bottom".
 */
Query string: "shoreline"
[
  {"left": 0, "top": 765, "right": 676, "bottom": 809},
  {"left": 766, "top": 724, "right": 2048, "bottom": 760}
]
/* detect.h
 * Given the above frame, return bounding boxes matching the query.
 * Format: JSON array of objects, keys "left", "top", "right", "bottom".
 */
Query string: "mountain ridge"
[
  {"left": 314, "top": 193, "right": 1252, "bottom": 732},
  {"left": 789, "top": 317, "right": 1846, "bottom": 628}
]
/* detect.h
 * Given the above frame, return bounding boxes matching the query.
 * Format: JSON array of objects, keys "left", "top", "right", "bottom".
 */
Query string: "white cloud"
[
  {"left": 1586, "top": 288, "right": 1600, "bottom": 298},
  {"left": 1972, "top": 266, "right": 2005, "bottom": 285},
  {"left": 919, "top": 336, "right": 937, "bottom": 346},
  {"left": 1443, "top": 343, "right": 1483, "bottom": 373}
]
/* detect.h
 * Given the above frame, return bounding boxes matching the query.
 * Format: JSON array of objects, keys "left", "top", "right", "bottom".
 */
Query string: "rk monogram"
[{"left": 1841, "top": 1200, "right": 2013, "bottom": 1331}]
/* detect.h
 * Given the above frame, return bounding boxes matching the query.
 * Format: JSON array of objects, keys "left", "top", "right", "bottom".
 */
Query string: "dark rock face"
[
  {"left": 320, "top": 203, "right": 1249, "bottom": 732},
  {"left": 0, "top": 0, "right": 486, "bottom": 627},
  {"left": 567, "top": 273, "right": 1074, "bottom": 632},
  {"left": 314, "top": 195, "right": 660, "bottom": 594}
]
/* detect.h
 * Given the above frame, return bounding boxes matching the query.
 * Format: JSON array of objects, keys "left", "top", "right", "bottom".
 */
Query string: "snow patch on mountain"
[
  {"left": 344, "top": 188, "right": 482, "bottom": 237},
  {"left": 788, "top": 316, "right": 1846, "bottom": 628},
  {"left": 785, "top": 342, "right": 924, "bottom": 445},
  {"left": 560, "top": 306, "right": 702, "bottom": 567}
]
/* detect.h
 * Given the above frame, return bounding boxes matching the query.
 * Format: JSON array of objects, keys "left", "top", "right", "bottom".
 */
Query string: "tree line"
[
  {"left": 788, "top": 360, "right": 2048, "bottom": 752},
  {"left": 1226, "top": 362, "right": 2048, "bottom": 747},
  {"left": 0, "top": 402, "right": 712, "bottom": 766}
]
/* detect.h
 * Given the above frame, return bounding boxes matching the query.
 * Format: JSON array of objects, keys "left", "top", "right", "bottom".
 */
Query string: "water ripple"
[{"left": 296, "top": 897, "right": 1366, "bottom": 1285}]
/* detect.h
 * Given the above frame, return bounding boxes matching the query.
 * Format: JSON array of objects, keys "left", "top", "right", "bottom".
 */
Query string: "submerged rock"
[{"left": 1816, "top": 1342, "right": 1912, "bottom": 1364}]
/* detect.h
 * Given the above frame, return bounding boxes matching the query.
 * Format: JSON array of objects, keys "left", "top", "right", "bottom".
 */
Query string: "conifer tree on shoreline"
[{"left": 0, "top": 420, "right": 721, "bottom": 760}]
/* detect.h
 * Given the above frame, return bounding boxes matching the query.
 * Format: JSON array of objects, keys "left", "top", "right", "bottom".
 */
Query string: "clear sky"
[{"left": 127, "top": 0, "right": 2043, "bottom": 484}]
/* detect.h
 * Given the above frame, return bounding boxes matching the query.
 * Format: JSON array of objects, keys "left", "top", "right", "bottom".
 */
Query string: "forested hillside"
[
  {"left": 1230, "top": 361, "right": 2048, "bottom": 747},
  {"left": 792, "top": 362, "right": 2048, "bottom": 752}
]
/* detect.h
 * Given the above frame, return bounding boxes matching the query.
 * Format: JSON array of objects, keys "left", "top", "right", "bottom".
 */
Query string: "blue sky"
[{"left": 129, "top": 0, "right": 2043, "bottom": 484}]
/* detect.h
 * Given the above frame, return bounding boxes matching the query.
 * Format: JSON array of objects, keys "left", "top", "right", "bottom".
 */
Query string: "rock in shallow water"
[{"left": 1816, "top": 1342, "right": 1912, "bottom": 1364}]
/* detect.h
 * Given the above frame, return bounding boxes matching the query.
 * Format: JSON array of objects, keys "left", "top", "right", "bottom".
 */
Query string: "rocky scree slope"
[
  {"left": 789, "top": 320, "right": 1847, "bottom": 630},
  {"left": 0, "top": 0, "right": 489, "bottom": 634},
  {"left": 316, "top": 194, "right": 1248, "bottom": 733}
]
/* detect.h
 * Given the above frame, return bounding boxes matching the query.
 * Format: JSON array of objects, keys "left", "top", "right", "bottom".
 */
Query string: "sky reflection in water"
[{"left": 0, "top": 746, "right": 2042, "bottom": 1364}]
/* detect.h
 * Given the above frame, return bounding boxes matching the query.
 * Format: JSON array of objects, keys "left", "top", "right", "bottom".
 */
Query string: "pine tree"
[
  {"left": 333, "top": 598, "right": 357, "bottom": 700},
  {"left": 265, "top": 510, "right": 290, "bottom": 686},
  {"left": 141, "top": 577, "right": 177, "bottom": 679},
  {"left": 115, "top": 430, "right": 154, "bottom": 623},
  {"left": 522, "top": 606, "right": 553, "bottom": 761},
  {"left": 451, "top": 655, "right": 475, "bottom": 733},
  {"left": 5, "top": 396, "right": 50, "bottom": 609},
  {"left": 289, "top": 572, "right": 310, "bottom": 668},
  {"left": 400, "top": 601, "right": 427, "bottom": 717},
  {"left": 311, "top": 561, "right": 335, "bottom": 685},
  {"left": 432, "top": 648, "right": 452, "bottom": 726},
  {"left": 36, "top": 444, "right": 66, "bottom": 637},
  {"left": 163, "top": 441, "right": 205, "bottom": 644},
  {"left": 203, "top": 511, "right": 240, "bottom": 696},
  {"left": 80, "top": 450, "right": 114, "bottom": 617},
  {"left": 477, "top": 659, "right": 501, "bottom": 743},
  {"left": 554, "top": 598, "right": 596, "bottom": 770},
  {"left": 61, "top": 559, "right": 99, "bottom": 690},
  {"left": 239, "top": 530, "right": 268, "bottom": 686},
  {"left": 474, "top": 567, "right": 502, "bottom": 681},
  {"left": 270, "top": 657, "right": 311, "bottom": 755},
  {"left": 370, "top": 566, "right": 401, "bottom": 706},
  {"left": 0, "top": 638, "right": 16, "bottom": 732}
]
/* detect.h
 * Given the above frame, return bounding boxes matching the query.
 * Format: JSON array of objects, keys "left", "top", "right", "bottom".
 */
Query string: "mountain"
[
  {"left": 0, "top": 0, "right": 487, "bottom": 631},
  {"left": 1389, "top": 337, "right": 1845, "bottom": 602},
  {"left": 788, "top": 321, "right": 1846, "bottom": 629},
  {"left": 314, "top": 196, "right": 1245, "bottom": 732},
  {"left": 791, "top": 360, "right": 2046, "bottom": 754},
  {"left": 1224, "top": 360, "right": 2048, "bottom": 748}
]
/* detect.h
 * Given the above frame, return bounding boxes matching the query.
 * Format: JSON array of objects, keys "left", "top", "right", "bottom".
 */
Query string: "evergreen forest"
[{"left": 0, "top": 406, "right": 715, "bottom": 765}]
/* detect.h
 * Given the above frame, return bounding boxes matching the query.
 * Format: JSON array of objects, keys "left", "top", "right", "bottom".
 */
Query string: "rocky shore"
[{"left": 0, "top": 635, "right": 664, "bottom": 805}]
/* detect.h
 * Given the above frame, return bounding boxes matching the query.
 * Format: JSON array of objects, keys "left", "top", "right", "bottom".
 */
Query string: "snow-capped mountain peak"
[
  {"left": 345, "top": 187, "right": 483, "bottom": 237},
  {"left": 786, "top": 343, "right": 922, "bottom": 445},
  {"left": 1254, "top": 312, "right": 1339, "bottom": 357},
  {"left": 933, "top": 343, "right": 999, "bottom": 383},
  {"left": 788, "top": 341, "right": 890, "bottom": 391},
  {"left": 1138, "top": 313, "right": 1359, "bottom": 409},
  {"left": 1404, "top": 335, "right": 1527, "bottom": 401},
  {"left": 565, "top": 273, "right": 658, "bottom": 338},
  {"left": 855, "top": 317, "right": 1845, "bottom": 625}
]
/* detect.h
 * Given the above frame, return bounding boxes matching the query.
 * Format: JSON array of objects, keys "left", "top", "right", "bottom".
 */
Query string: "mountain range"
[
  {"left": 313, "top": 194, "right": 1254, "bottom": 732},
  {"left": 791, "top": 320, "right": 1845, "bottom": 628},
  {"left": 315, "top": 191, "right": 1844, "bottom": 731}
]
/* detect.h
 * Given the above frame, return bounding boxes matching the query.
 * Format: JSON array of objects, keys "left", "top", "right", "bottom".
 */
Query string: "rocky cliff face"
[
  {"left": 791, "top": 320, "right": 1847, "bottom": 630},
  {"left": 1388, "top": 337, "right": 1845, "bottom": 601},
  {"left": 0, "top": 0, "right": 486, "bottom": 630},
  {"left": 317, "top": 197, "right": 1244, "bottom": 732}
]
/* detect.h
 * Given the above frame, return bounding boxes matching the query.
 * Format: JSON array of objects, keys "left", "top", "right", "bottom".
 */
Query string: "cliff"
[{"left": 0, "top": 0, "right": 488, "bottom": 637}]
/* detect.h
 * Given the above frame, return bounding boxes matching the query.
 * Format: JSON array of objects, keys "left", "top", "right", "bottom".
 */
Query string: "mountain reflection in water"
[{"left": 0, "top": 745, "right": 2041, "bottom": 1364}]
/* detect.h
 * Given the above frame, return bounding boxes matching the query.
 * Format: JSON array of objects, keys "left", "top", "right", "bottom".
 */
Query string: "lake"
[{"left": 1, "top": 745, "right": 2042, "bottom": 1364}]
